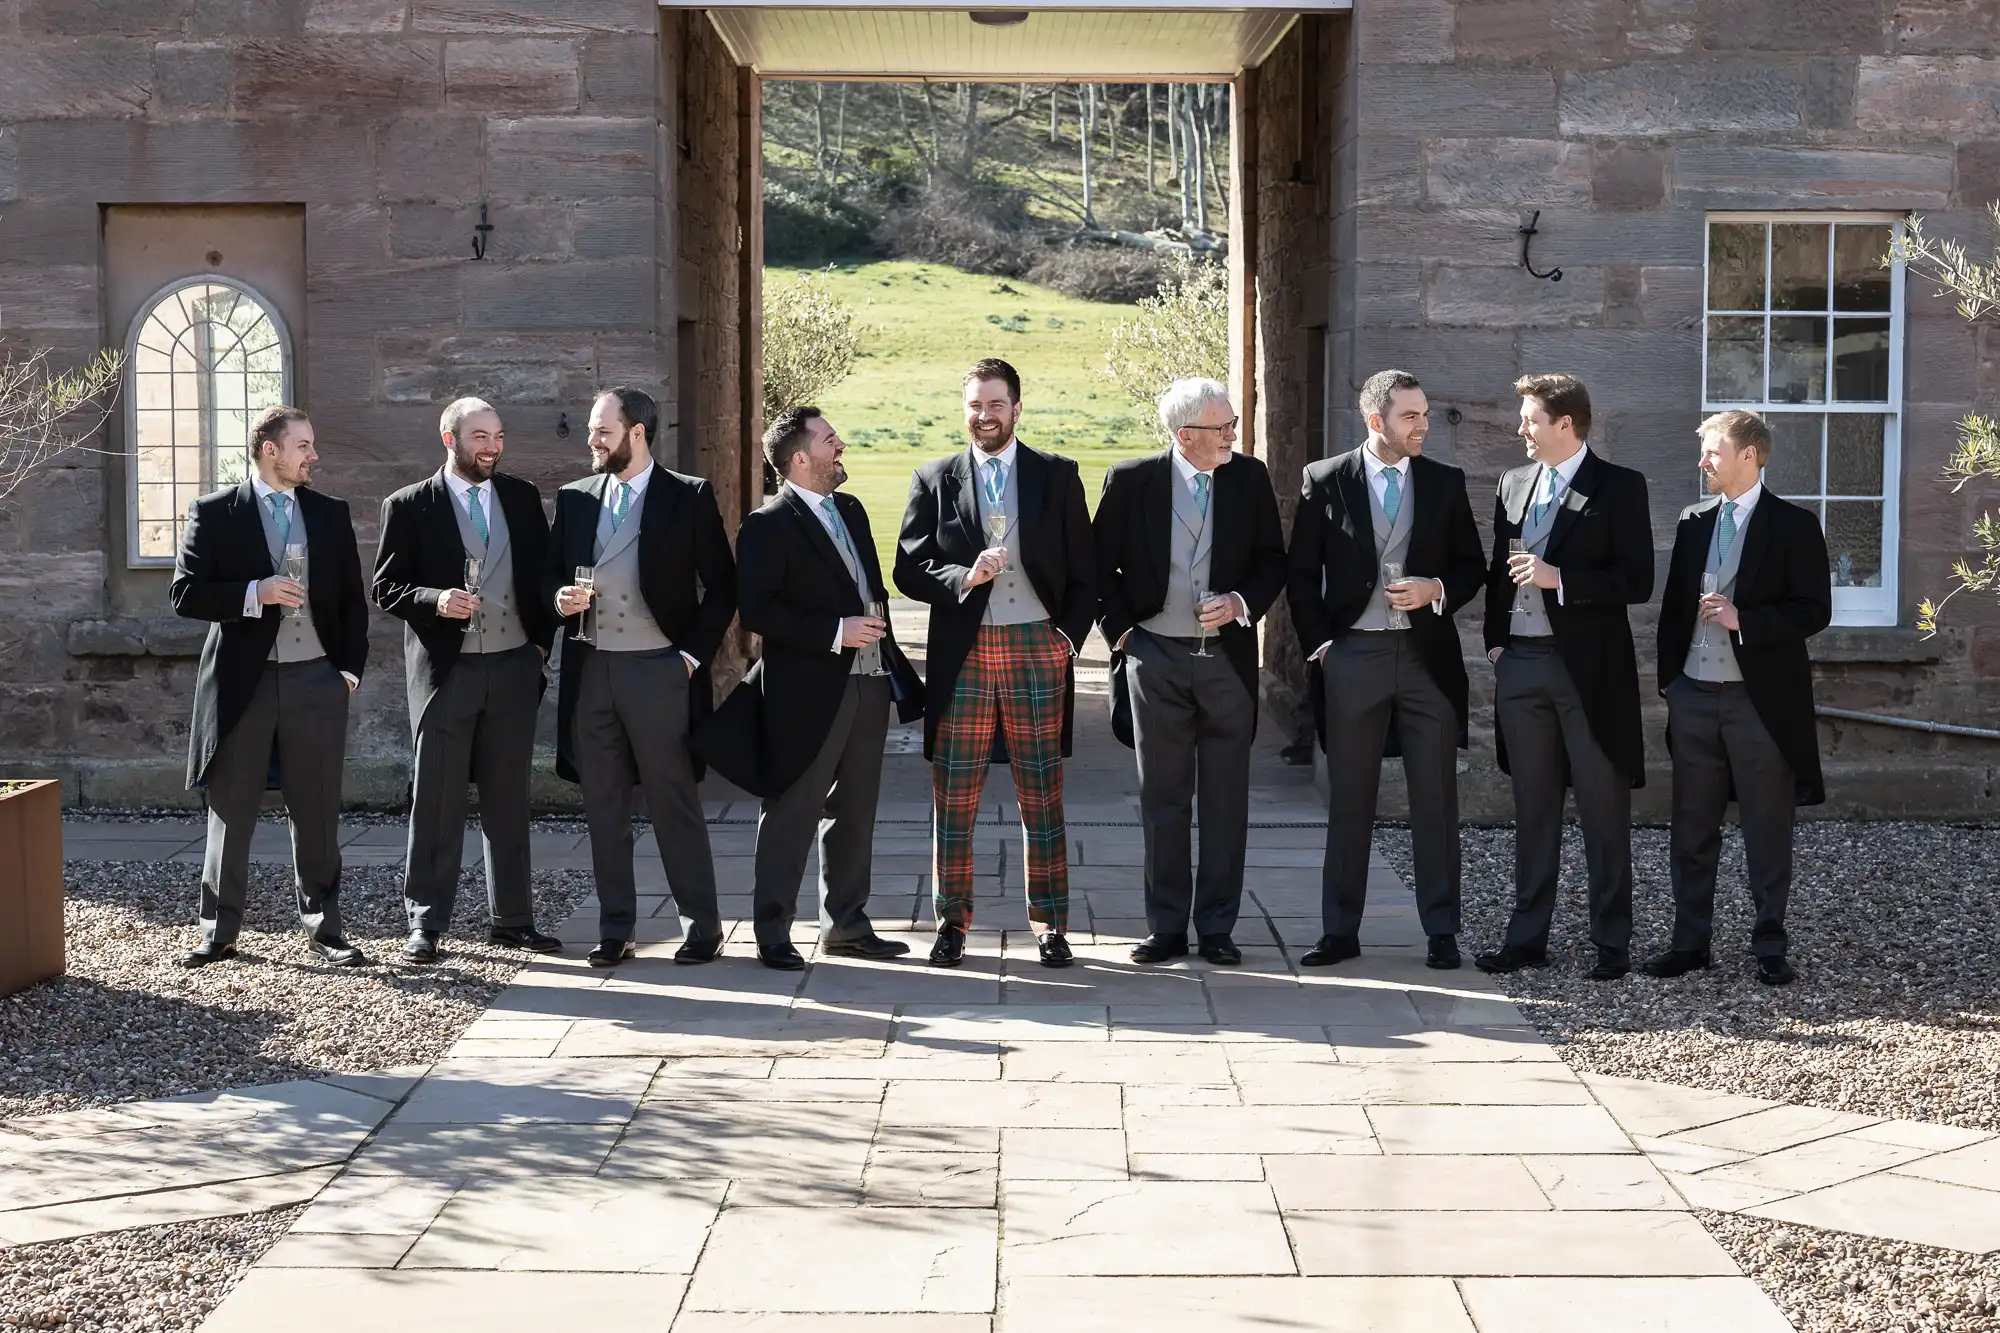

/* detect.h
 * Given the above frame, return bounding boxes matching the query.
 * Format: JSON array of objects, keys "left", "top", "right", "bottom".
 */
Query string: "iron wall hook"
[
  {"left": 472, "top": 203, "right": 494, "bottom": 261},
  {"left": 1519, "top": 210, "right": 1562, "bottom": 282},
  {"left": 556, "top": 412, "right": 570, "bottom": 439}
]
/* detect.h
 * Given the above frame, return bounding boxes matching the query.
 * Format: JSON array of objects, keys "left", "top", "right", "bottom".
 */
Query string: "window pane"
[
  {"left": 137, "top": 520, "right": 177, "bottom": 561},
  {"left": 1826, "top": 413, "right": 1886, "bottom": 495},
  {"left": 1763, "top": 414, "right": 1822, "bottom": 495},
  {"left": 1770, "top": 316, "right": 1828, "bottom": 403},
  {"left": 1708, "top": 222, "right": 1767, "bottom": 310},
  {"left": 1832, "top": 317, "right": 1892, "bottom": 401},
  {"left": 1706, "top": 316, "right": 1765, "bottom": 401},
  {"left": 1825, "top": 500, "right": 1883, "bottom": 587},
  {"left": 1833, "top": 224, "right": 1893, "bottom": 312},
  {"left": 1772, "top": 223, "right": 1830, "bottom": 311}
]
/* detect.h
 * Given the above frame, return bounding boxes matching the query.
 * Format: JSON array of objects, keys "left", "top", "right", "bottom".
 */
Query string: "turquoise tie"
[
  {"left": 1382, "top": 467, "right": 1402, "bottom": 524},
  {"left": 270, "top": 492, "right": 292, "bottom": 547},
  {"left": 1193, "top": 472, "right": 1211, "bottom": 517},
  {"left": 982, "top": 458, "right": 1006, "bottom": 510},
  {"left": 466, "top": 484, "right": 489, "bottom": 545},
  {"left": 822, "top": 496, "right": 859, "bottom": 566},
  {"left": 608, "top": 482, "right": 631, "bottom": 534},
  {"left": 1719, "top": 500, "right": 1738, "bottom": 559},
  {"left": 1531, "top": 467, "right": 1559, "bottom": 526}
]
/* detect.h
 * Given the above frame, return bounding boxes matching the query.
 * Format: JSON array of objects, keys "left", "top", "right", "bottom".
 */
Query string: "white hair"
[
  {"left": 1156, "top": 378, "right": 1232, "bottom": 437},
  {"left": 440, "top": 396, "right": 496, "bottom": 441}
]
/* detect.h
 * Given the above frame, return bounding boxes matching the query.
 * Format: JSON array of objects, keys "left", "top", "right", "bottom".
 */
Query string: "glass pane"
[
  {"left": 1832, "top": 318, "right": 1892, "bottom": 402},
  {"left": 1763, "top": 414, "right": 1822, "bottom": 495},
  {"left": 1708, "top": 222, "right": 1767, "bottom": 310},
  {"left": 1834, "top": 224, "right": 1894, "bottom": 312},
  {"left": 1826, "top": 413, "right": 1886, "bottom": 495},
  {"left": 1772, "top": 223, "right": 1830, "bottom": 311},
  {"left": 1825, "top": 500, "right": 1883, "bottom": 587},
  {"left": 138, "top": 520, "right": 177, "bottom": 560},
  {"left": 137, "top": 482, "right": 175, "bottom": 523},
  {"left": 1770, "top": 316, "right": 1828, "bottom": 403},
  {"left": 1706, "top": 316, "right": 1765, "bottom": 401}
]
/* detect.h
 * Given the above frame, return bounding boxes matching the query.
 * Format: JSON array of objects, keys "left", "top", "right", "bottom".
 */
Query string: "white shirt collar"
[
  {"left": 788, "top": 479, "right": 837, "bottom": 514},
  {"left": 1171, "top": 445, "right": 1224, "bottom": 491},
  {"left": 971, "top": 440, "right": 1017, "bottom": 473},
  {"left": 250, "top": 473, "right": 293, "bottom": 501},
  {"left": 442, "top": 466, "right": 486, "bottom": 502},
  {"left": 1544, "top": 444, "right": 1589, "bottom": 487},
  {"left": 607, "top": 463, "right": 652, "bottom": 499},
  {"left": 1361, "top": 443, "right": 1409, "bottom": 480},
  {"left": 1721, "top": 480, "right": 1762, "bottom": 518}
]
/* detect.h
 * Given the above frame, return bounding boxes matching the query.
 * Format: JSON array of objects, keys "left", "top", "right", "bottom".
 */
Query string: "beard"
[
  {"left": 450, "top": 440, "right": 496, "bottom": 483},
  {"left": 591, "top": 429, "right": 634, "bottom": 476},
  {"left": 968, "top": 417, "right": 1012, "bottom": 453}
]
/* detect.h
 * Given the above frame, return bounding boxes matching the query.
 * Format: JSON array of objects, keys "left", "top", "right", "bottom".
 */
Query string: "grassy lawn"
[{"left": 769, "top": 260, "right": 1163, "bottom": 570}]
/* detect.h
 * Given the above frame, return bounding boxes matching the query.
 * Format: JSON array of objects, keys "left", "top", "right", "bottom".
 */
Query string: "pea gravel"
[
  {"left": 0, "top": 859, "right": 592, "bottom": 1120},
  {"left": 0, "top": 1206, "right": 300, "bottom": 1332},
  {"left": 1699, "top": 1209, "right": 2000, "bottom": 1333},
  {"left": 1381, "top": 822, "right": 2000, "bottom": 1130}
]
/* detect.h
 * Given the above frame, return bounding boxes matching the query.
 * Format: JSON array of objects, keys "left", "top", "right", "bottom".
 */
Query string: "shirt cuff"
[
  {"left": 830, "top": 620, "right": 845, "bottom": 653},
  {"left": 1555, "top": 573, "right": 1566, "bottom": 606},
  {"left": 1231, "top": 592, "right": 1250, "bottom": 627},
  {"left": 339, "top": 671, "right": 358, "bottom": 690},
  {"left": 680, "top": 651, "right": 700, "bottom": 671},
  {"left": 243, "top": 582, "right": 260, "bottom": 619},
  {"left": 1311, "top": 640, "right": 1331, "bottom": 662},
  {"left": 1056, "top": 630, "right": 1076, "bottom": 657},
  {"left": 1430, "top": 582, "right": 1446, "bottom": 615}
]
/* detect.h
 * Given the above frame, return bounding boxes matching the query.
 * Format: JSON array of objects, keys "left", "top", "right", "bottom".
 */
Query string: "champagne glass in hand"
[
  {"left": 1697, "top": 572, "right": 1719, "bottom": 649},
  {"left": 1383, "top": 561, "right": 1411, "bottom": 630},
  {"left": 463, "top": 555, "right": 484, "bottom": 636},
  {"left": 1192, "top": 587, "right": 1217, "bottom": 658},
  {"left": 1507, "top": 538, "right": 1529, "bottom": 611},
  {"left": 984, "top": 512, "right": 1010, "bottom": 572},
  {"left": 282, "top": 543, "right": 307, "bottom": 620},
  {"left": 572, "top": 565, "right": 596, "bottom": 643}
]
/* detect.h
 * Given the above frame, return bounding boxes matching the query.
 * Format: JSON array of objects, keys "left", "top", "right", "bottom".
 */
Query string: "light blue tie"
[
  {"left": 1719, "top": 500, "right": 1738, "bottom": 558},
  {"left": 1382, "top": 467, "right": 1402, "bottom": 525},
  {"left": 466, "top": 484, "right": 489, "bottom": 545},
  {"left": 981, "top": 458, "right": 1006, "bottom": 510},
  {"left": 822, "top": 496, "right": 859, "bottom": 567},
  {"left": 1193, "top": 472, "right": 1211, "bottom": 517},
  {"left": 1531, "top": 467, "right": 1560, "bottom": 526},
  {"left": 269, "top": 492, "right": 292, "bottom": 547},
  {"left": 608, "top": 482, "right": 631, "bottom": 535}
]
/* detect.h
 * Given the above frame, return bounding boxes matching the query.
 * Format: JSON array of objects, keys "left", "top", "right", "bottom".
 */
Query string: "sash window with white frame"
[{"left": 1703, "top": 214, "right": 1904, "bottom": 626}]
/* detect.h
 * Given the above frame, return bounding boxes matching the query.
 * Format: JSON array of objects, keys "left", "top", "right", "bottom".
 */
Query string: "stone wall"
[
  {"left": 0, "top": 0, "right": 714, "bottom": 805},
  {"left": 1332, "top": 0, "right": 2000, "bottom": 816}
]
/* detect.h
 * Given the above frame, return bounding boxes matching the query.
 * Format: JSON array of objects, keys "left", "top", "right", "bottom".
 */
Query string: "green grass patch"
[{"left": 773, "top": 260, "right": 1160, "bottom": 570}]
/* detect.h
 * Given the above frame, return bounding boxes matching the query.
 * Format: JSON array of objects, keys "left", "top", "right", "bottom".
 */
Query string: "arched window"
[{"left": 125, "top": 276, "right": 292, "bottom": 567}]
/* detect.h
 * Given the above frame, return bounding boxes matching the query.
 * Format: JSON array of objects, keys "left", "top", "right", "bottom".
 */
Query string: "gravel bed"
[
  {"left": 0, "top": 861, "right": 593, "bottom": 1120},
  {"left": 1379, "top": 822, "right": 2000, "bottom": 1130},
  {"left": 1699, "top": 1209, "right": 2000, "bottom": 1333},
  {"left": 0, "top": 1206, "right": 300, "bottom": 1333}
]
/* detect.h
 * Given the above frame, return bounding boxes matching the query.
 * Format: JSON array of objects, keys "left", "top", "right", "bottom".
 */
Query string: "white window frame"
[
  {"left": 1701, "top": 211, "right": 1906, "bottom": 627},
  {"left": 123, "top": 274, "right": 294, "bottom": 569}
]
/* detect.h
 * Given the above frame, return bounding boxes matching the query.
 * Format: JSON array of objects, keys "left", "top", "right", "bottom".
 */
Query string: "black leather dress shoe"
[
  {"left": 1641, "top": 949, "right": 1713, "bottom": 979},
  {"left": 1300, "top": 934, "right": 1361, "bottom": 967},
  {"left": 180, "top": 942, "right": 237, "bottom": 969},
  {"left": 759, "top": 943, "right": 806, "bottom": 971},
  {"left": 1130, "top": 933, "right": 1189, "bottom": 964},
  {"left": 1427, "top": 934, "right": 1461, "bottom": 970},
  {"left": 403, "top": 930, "right": 441, "bottom": 964},
  {"left": 1757, "top": 955, "right": 1797, "bottom": 986},
  {"left": 1588, "top": 951, "right": 1630, "bottom": 981},
  {"left": 588, "top": 939, "right": 635, "bottom": 968},
  {"left": 1037, "top": 933, "right": 1073, "bottom": 968},
  {"left": 489, "top": 925, "right": 562, "bottom": 953},
  {"left": 823, "top": 933, "right": 912, "bottom": 959},
  {"left": 929, "top": 925, "right": 966, "bottom": 968},
  {"left": 1198, "top": 934, "right": 1242, "bottom": 965},
  {"left": 309, "top": 938, "right": 369, "bottom": 967},
  {"left": 1474, "top": 943, "right": 1549, "bottom": 974},
  {"left": 673, "top": 935, "right": 722, "bottom": 965}
]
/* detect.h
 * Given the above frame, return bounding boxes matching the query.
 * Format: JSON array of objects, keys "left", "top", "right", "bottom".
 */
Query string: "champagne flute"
[
  {"left": 1383, "top": 560, "right": 1410, "bottom": 631},
  {"left": 1192, "top": 586, "right": 1216, "bottom": 658},
  {"left": 1697, "top": 572, "right": 1719, "bottom": 649},
  {"left": 463, "top": 555, "right": 484, "bottom": 636},
  {"left": 984, "top": 512, "right": 1010, "bottom": 573},
  {"left": 282, "top": 543, "right": 307, "bottom": 620},
  {"left": 1508, "top": 538, "right": 1529, "bottom": 612},
  {"left": 572, "top": 565, "right": 596, "bottom": 643},
  {"left": 867, "top": 598, "right": 888, "bottom": 669}
]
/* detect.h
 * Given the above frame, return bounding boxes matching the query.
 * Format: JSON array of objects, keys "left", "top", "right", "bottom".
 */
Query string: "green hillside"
[{"left": 781, "top": 259, "right": 1163, "bottom": 570}]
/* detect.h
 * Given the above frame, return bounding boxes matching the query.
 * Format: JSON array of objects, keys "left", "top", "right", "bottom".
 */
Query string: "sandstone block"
[
  {"left": 1631, "top": 0, "right": 1697, "bottom": 55},
  {"left": 143, "top": 617, "right": 208, "bottom": 658},
  {"left": 1357, "top": 207, "right": 1703, "bottom": 268},
  {"left": 1957, "top": 142, "right": 2000, "bottom": 206},
  {"left": 308, "top": 262, "right": 462, "bottom": 337},
  {"left": 487, "top": 116, "right": 654, "bottom": 199},
  {"left": 1698, "top": 0, "right": 1887, "bottom": 52},
  {"left": 1592, "top": 142, "right": 1669, "bottom": 210},
  {"left": 66, "top": 621, "right": 145, "bottom": 657},
  {"left": 390, "top": 201, "right": 570, "bottom": 260},
  {"left": 1356, "top": 65, "right": 1557, "bottom": 135},
  {"left": 0, "top": 465, "right": 101, "bottom": 556},
  {"left": 0, "top": 130, "right": 15, "bottom": 203},
  {"left": 1354, "top": 327, "right": 1520, "bottom": 403},
  {"left": 1561, "top": 61, "right": 1800, "bottom": 136},
  {"left": 410, "top": 0, "right": 652, "bottom": 35},
  {"left": 1803, "top": 57, "right": 1858, "bottom": 129},
  {"left": 1426, "top": 265, "right": 1607, "bottom": 328},
  {"left": 1356, "top": 0, "right": 1452, "bottom": 65},
  {"left": 0, "top": 265, "right": 97, "bottom": 330},
  {"left": 1356, "top": 263, "right": 1423, "bottom": 328},
  {"left": 1894, "top": 0, "right": 2000, "bottom": 54},
  {"left": 1518, "top": 328, "right": 1701, "bottom": 411},
  {"left": 16, "top": 116, "right": 373, "bottom": 202},
  {"left": 444, "top": 38, "right": 579, "bottom": 112},
  {"left": 0, "top": 39, "right": 152, "bottom": 120},
  {"left": 1456, "top": 0, "right": 1627, "bottom": 61},
  {"left": 463, "top": 259, "right": 653, "bottom": 330},
  {"left": 1673, "top": 144, "right": 1953, "bottom": 208},
  {"left": 1427, "top": 138, "right": 1590, "bottom": 207},
  {"left": 152, "top": 42, "right": 234, "bottom": 113},
  {"left": 22, "top": 0, "right": 189, "bottom": 35},
  {"left": 381, "top": 360, "right": 565, "bottom": 405},
  {"left": 304, "top": 0, "right": 405, "bottom": 33},
  {"left": 233, "top": 37, "right": 441, "bottom": 111},
  {"left": 1639, "top": 265, "right": 1704, "bottom": 326},
  {"left": 0, "top": 554, "right": 106, "bottom": 621},
  {"left": 377, "top": 331, "right": 596, "bottom": 405},
  {"left": 571, "top": 196, "right": 653, "bottom": 259},
  {"left": 581, "top": 35, "right": 657, "bottom": 108},
  {"left": 375, "top": 115, "right": 484, "bottom": 202},
  {"left": 192, "top": 0, "right": 304, "bottom": 38},
  {"left": 1856, "top": 56, "right": 2000, "bottom": 134},
  {"left": 0, "top": 203, "right": 100, "bottom": 266},
  {"left": 306, "top": 337, "right": 377, "bottom": 406},
  {"left": 593, "top": 333, "right": 665, "bottom": 394},
  {"left": 306, "top": 203, "right": 389, "bottom": 265}
]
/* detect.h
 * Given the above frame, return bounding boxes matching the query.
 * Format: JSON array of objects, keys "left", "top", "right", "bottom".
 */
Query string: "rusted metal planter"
[{"left": 0, "top": 780, "right": 65, "bottom": 996}]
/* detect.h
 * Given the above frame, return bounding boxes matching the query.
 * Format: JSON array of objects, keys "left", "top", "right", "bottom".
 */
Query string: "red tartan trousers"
[{"left": 932, "top": 621, "right": 1070, "bottom": 933}]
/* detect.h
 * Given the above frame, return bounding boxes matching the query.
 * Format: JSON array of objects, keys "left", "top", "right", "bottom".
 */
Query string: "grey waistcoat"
[
  {"left": 1140, "top": 467, "right": 1216, "bottom": 638},
  {"left": 974, "top": 454, "right": 1051, "bottom": 627},
  {"left": 1351, "top": 466, "right": 1416, "bottom": 631},
  {"left": 1684, "top": 503, "right": 1749, "bottom": 683},
  {"left": 590, "top": 483, "right": 674, "bottom": 653},
  {"left": 804, "top": 489, "right": 882, "bottom": 676},
  {"left": 1508, "top": 467, "right": 1564, "bottom": 640},
  {"left": 452, "top": 483, "right": 529, "bottom": 655},
  {"left": 257, "top": 490, "right": 329, "bottom": 663}
]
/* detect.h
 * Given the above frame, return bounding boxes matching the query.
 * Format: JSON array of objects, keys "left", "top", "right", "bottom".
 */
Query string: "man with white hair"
[
  {"left": 1093, "top": 378, "right": 1286, "bottom": 965},
  {"left": 373, "top": 397, "right": 559, "bottom": 964}
]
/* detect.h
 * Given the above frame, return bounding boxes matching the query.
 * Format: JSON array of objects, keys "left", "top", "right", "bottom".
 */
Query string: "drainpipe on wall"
[{"left": 1815, "top": 706, "right": 2000, "bottom": 742}]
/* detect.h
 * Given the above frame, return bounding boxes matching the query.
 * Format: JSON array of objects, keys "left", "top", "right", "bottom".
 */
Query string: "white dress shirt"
[
  {"left": 1707, "top": 480, "right": 1761, "bottom": 644},
  {"left": 442, "top": 464, "right": 491, "bottom": 534},
  {"left": 1309, "top": 446, "right": 1442, "bottom": 661},
  {"left": 1534, "top": 445, "right": 1590, "bottom": 606},
  {"left": 790, "top": 481, "right": 864, "bottom": 653},
  {"left": 1169, "top": 445, "right": 1248, "bottom": 625},
  {"left": 586, "top": 464, "right": 698, "bottom": 673},
  {"left": 244, "top": 473, "right": 357, "bottom": 689},
  {"left": 959, "top": 441, "right": 1075, "bottom": 656}
]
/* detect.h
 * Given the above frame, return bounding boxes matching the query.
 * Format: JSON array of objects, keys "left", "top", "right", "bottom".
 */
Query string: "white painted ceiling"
[{"left": 701, "top": 5, "right": 1347, "bottom": 79}]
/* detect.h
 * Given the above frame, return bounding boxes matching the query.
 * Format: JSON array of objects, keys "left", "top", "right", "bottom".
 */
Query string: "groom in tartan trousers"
[{"left": 896, "top": 359, "right": 1097, "bottom": 969}]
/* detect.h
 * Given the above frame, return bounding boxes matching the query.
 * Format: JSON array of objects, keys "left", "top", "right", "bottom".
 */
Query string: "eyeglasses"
[{"left": 1182, "top": 418, "right": 1240, "bottom": 433}]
